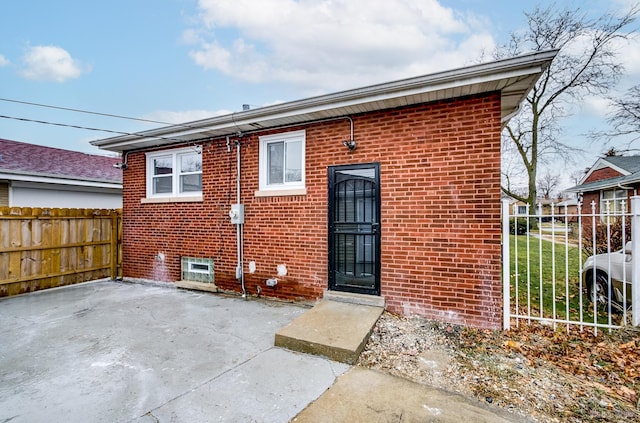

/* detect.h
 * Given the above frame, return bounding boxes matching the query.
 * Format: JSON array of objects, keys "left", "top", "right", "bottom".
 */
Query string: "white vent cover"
[{"left": 181, "top": 257, "right": 214, "bottom": 283}]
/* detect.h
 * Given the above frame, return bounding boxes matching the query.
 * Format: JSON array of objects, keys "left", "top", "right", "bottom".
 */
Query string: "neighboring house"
[
  {"left": 565, "top": 155, "right": 640, "bottom": 215},
  {"left": 510, "top": 197, "right": 579, "bottom": 222},
  {"left": 510, "top": 197, "right": 553, "bottom": 219},
  {"left": 91, "top": 50, "right": 556, "bottom": 329},
  {"left": 555, "top": 197, "right": 579, "bottom": 223},
  {"left": 0, "top": 139, "right": 123, "bottom": 208}
]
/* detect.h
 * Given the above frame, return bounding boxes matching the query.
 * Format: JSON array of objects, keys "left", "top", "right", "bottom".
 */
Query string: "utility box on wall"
[{"left": 229, "top": 204, "right": 245, "bottom": 225}]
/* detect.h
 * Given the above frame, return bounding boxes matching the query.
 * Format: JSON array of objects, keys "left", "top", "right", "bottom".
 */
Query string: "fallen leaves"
[
  {"left": 359, "top": 312, "right": 640, "bottom": 422},
  {"left": 503, "top": 339, "right": 524, "bottom": 354},
  {"left": 503, "top": 324, "right": 640, "bottom": 397}
]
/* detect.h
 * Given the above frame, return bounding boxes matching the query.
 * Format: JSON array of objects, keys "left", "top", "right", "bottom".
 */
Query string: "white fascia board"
[
  {"left": 0, "top": 171, "right": 122, "bottom": 189},
  {"left": 231, "top": 68, "right": 539, "bottom": 124},
  {"left": 98, "top": 67, "right": 541, "bottom": 146},
  {"left": 92, "top": 50, "right": 557, "bottom": 152},
  {"left": 93, "top": 67, "right": 537, "bottom": 152}
]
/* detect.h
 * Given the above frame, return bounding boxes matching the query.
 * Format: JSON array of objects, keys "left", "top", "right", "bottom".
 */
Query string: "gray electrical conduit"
[{"left": 234, "top": 136, "right": 246, "bottom": 298}]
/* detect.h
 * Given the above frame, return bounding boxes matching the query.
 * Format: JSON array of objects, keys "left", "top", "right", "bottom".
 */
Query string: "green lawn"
[{"left": 508, "top": 235, "right": 612, "bottom": 326}]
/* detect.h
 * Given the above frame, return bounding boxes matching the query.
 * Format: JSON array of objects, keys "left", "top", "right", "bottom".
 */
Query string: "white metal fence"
[{"left": 502, "top": 196, "right": 640, "bottom": 333}]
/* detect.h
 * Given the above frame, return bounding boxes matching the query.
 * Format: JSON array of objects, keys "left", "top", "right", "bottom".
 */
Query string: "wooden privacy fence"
[{"left": 0, "top": 207, "right": 122, "bottom": 297}]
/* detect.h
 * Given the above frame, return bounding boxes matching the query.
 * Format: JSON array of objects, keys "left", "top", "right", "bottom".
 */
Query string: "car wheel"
[{"left": 587, "top": 271, "right": 610, "bottom": 306}]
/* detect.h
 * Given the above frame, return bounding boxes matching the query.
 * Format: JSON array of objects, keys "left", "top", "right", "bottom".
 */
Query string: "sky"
[{"left": 1, "top": 0, "right": 639, "bottom": 192}]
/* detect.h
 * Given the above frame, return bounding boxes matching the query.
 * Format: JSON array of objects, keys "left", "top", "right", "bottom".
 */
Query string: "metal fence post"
[
  {"left": 631, "top": 196, "right": 640, "bottom": 326},
  {"left": 502, "top": 200, "right": 511, "bottom": 330}
]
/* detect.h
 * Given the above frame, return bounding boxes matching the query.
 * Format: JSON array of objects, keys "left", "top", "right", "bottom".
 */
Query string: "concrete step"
[
  {"left": 274, "top": 299, "right": 384, "bottom": 364},
  {"left": 322, "top": 290, "right": 385, "bottom": 308},
  {"left": 175, "top": 280, "right": 219, "bottom": 293}
]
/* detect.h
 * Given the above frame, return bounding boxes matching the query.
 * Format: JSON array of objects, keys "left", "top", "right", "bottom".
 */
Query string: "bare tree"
[
  {"left": 499, "top": 5, "right": 638, "bottom": 208},
  {"left": 606, "top": 84, "right": 640, "bottom": 145},
  {"left": 537, "top": 171, "right": 559, "bottom": 199},
  {"left": 569, "top": 168, "right": 586, "bottom": 186}
]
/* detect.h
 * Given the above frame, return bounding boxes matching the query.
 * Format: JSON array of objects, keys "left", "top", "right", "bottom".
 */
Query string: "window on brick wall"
[
  {"left": 145, "top": 147, "right": 202, "bottom": 200},
  {"left": 601, "top": 188, "right": 627, "bottom": 219},
  {"left": 257, "top": 130, "right": 306, "bottom": 196}
]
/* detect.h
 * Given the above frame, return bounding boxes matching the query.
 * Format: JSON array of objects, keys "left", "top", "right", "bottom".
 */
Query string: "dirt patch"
[{"left": 358, "top": 312, "right": 640, "bottom": 422}]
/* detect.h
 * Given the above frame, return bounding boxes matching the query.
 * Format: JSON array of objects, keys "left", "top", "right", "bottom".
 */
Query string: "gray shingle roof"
[
  {"left": 0, "top": 139, "right": 122, "bottom": 184},
  {"left": 565, "top": 155, "right": 640, "bottom": 193},
  {"left": 603, "top": 156, "right": 640, "bottom": 174}
]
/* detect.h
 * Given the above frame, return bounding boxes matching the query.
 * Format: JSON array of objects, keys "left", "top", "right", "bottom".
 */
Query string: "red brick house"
[
  {"left": 91, "top": 50, "right": 556, "bottom": 329},
  {"left": 566, "top": 155, "right": 640, "bottom": 215}
]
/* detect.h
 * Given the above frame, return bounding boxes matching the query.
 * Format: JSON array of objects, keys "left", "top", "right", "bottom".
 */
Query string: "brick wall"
[
  {"left": 584, "top": 167, "right": 623, "bottom": 183},
  {"left": 582, "top": 192, "right": 600, "bottom": 214},
  {"left": 122, "top": 92, "right": 503, "bottom": 329}
]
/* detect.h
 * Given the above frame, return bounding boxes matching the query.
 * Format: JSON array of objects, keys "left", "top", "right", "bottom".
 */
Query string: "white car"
[{"left": 582, "top": 241, "right": 632, "bottom": 312}]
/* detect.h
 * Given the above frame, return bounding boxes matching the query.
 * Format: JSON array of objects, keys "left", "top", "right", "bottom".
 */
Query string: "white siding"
[{"left": 10, "top": 182, "right": 121, "bottom": 208}]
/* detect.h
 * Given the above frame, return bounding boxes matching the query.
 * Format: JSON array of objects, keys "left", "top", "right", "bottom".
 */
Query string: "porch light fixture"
[{"left": 342, "top": 139, "right": 357, "bottom": 151}]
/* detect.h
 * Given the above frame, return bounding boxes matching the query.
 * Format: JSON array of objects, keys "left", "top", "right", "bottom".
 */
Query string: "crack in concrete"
[{"left": 130, "top": 346, "right": 273, "bottom": 422}]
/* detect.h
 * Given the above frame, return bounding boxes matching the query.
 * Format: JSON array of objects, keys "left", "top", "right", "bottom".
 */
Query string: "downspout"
[{"left": 236, "top": 136, "right": 246, "bottom": 299}]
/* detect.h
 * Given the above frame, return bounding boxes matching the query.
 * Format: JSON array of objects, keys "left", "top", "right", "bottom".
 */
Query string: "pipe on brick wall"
[{"left": 236, "top": 136, "right": 246, "bottom": 299}]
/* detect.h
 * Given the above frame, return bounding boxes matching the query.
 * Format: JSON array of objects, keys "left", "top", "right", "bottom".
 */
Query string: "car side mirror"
[{"left": 624, "top": 240, "right": 632, "bottom": 254}]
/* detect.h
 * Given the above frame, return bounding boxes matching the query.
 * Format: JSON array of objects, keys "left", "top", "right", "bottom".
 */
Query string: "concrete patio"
[
  {"left": 0, "top": 281, "right": 348, "bottom": 422},
  {"left": 0, "top": 280, "right": 530, "bottom": 423}
]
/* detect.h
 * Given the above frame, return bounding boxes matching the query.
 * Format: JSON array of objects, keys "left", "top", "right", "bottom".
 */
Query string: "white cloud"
[
  {"left": 581, "top": 95, "right": 615, "bottom": 117},
  {"left": 20, "top": 45, "right": 89, "bottom": 82},
  {"left": 142, "top": 109, "right": 232, "bottom": 124},
  {"left": 617, "top": 34, "right": 640, "bottom": 76},
  {"left": 186, "top": 0, "right": 495, "bottom": 92},
  {"left": 612, "top": 0, "right": 640, "bottom": 15},
  {"left": 0, "top": 54, "right": 9, "bottom": 67}
]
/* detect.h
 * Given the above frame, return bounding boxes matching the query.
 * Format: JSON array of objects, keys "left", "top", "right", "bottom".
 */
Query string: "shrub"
[
  {"left": 582, "top": 217, "right": 630, "bottom": 255},
  {"left": 509, "top": 217, "right": 538, "bottom": 235}
]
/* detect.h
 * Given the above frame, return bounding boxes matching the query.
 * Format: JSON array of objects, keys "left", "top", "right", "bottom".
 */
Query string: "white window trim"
[
  {"left": 145, "top": 147, "right": 203, "bottom": 202},
  {"left": 256, "top": 130, "right": 306, "bottom": 196},
  {"left": 600, "top": 188, "right": 627, "bottom": 221}
]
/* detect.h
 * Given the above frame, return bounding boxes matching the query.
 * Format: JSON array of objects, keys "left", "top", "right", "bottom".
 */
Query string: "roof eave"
[
  {"left": 565, "top": 174, "right": 640, "bottom": 194},
  {"left": 91, "top": 49, "right": 558, "bottom": 153},
  {"left": 0, "top": 170, "right": 122, "bottom": 188}
]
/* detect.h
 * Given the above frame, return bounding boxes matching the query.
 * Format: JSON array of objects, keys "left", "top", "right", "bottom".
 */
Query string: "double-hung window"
[
  {"left": 257, "top": 130, "right": 306, "bottom": 196},
  {"left": 601, "top": 189, "right": 627, "bottom": 219},
  {"left": 145, "top": 147, "right": 202, "bottom": 201}
]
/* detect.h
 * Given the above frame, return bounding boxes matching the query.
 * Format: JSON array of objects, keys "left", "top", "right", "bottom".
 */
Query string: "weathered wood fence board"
[{"left": 0, "top": 207, "right": 122, "bottom": 297}]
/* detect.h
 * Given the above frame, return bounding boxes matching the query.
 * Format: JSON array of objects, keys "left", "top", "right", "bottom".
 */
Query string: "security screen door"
[{"left": 328, "top": 163, "right": 380, "bottom": 295}]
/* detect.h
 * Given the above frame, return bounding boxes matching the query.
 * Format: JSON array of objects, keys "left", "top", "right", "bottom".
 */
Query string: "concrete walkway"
[{"left": 0, "top": 281, "right": 531, "bottom": 423}]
